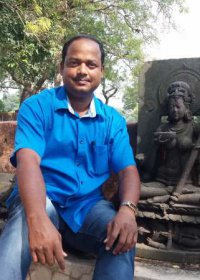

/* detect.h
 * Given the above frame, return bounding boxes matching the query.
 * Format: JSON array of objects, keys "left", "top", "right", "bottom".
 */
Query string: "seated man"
[{"left": 0, "top": 34, "right": 140, "bottom": 280}]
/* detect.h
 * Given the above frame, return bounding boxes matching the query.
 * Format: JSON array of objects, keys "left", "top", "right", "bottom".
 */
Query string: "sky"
[{"left": 145, "top": 0, "right": 200, "bottom": 60}]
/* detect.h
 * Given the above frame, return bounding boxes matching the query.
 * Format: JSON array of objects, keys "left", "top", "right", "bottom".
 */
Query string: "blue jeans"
[{"left": 0, "top": 196, "right": 135, "bottom": 280}]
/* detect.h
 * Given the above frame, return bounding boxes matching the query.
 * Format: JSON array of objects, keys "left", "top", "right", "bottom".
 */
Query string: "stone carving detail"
[{"left": 137, "top": 78, "right": 200, "bottom": 257}]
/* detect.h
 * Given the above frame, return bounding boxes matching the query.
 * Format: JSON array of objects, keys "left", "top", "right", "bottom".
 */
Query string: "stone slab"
[
  {"left": 136, "top": 243, "right": 200, "bottom": 264},
  {"left": 26, "top": 255, "right": 95, "bottom": 280},
  {"left": 135, "top": 258, "right": 200, "bottom": 280},
  {"left": 26, "top": 254, "right": 200, "bottom": 280}
]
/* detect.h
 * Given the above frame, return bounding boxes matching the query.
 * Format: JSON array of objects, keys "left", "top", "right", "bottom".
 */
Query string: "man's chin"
[
  {"left": 74, "top": 86, "right": 93, "bottom": 94},
  {"left": 65, "top": 85, "right": 94, "bottom": 97}
]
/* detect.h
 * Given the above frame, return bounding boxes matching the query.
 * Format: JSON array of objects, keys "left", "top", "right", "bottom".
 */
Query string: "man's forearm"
[
  {"left": 16, "top": 148, "right": 47, "bottom": 220},
  {"left": 104, "top": 165, "right": 140, "bottom": 254},
  {"left": 118, "top": 165, "right": 141, "bottom": 205},
  {"left": 16, "top": 148, "right": 66, "bottom": 269}
]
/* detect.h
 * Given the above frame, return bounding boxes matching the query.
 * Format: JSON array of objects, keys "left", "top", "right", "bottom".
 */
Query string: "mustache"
[{"left": 73, "top": 75, "right": 90, "bottom": 82}]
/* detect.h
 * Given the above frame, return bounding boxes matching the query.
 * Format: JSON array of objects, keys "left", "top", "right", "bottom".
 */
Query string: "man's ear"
[
  {"left": 101, "top": 65, "right": 104, "bottom": 78},
  {"left": 60, "top": 62, "right": 64, "bottom": 75}
]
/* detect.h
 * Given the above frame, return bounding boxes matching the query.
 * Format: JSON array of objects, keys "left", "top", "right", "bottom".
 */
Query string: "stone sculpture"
[
  {"left": 137, "top": 80, "right": 200, "bottom": 257},
  {"left": 140, "top": 81, "right": 200, "bottom": 205}
]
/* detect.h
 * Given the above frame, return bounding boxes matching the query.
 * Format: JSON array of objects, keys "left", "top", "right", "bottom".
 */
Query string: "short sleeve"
[
  {"left": 109, "top": 115, "right": 136, "bottom": 173},
  {"left": 10, "top": 98, "right": 46, "bottom": 167}
]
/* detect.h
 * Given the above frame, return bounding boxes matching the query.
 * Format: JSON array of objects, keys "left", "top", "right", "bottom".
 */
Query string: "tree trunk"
[{"left": 19, "top": 84, "right": 33, "bottom": 105}]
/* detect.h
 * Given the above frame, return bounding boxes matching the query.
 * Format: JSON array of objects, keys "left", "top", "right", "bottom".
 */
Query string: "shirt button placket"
[{"left": 80, "top": 138, "right": 85, "bottom": 144}]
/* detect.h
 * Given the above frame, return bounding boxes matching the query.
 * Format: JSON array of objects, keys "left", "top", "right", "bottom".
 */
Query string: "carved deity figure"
[{"left": 141, "top": 81, "right": 200, "bottom": 205}]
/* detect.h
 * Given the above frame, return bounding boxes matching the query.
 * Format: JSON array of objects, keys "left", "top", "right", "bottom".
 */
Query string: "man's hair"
[{"left": 61, "top": 34, "right": 105, "bottom": 65}]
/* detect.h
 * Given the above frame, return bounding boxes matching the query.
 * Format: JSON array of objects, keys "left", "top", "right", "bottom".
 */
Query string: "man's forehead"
[{"left": 67, "top": 39, "right": 101, "bottom": 55}]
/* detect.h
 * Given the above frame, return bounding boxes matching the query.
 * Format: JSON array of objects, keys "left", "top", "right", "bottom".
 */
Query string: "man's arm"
[
  {"left": 104, "top": 165, "right": 140, "bottom": 255},
  {"left": 17, "top": 148, "right": 66, "bottom": 269}
]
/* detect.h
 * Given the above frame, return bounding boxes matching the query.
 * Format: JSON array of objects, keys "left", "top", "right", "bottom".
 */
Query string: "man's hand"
[
  {"left": 28, "top": 214, "right": 66, "bottom": 270},
  {"left": 104, "top": 206, "right": 138, "bottom": 255}
]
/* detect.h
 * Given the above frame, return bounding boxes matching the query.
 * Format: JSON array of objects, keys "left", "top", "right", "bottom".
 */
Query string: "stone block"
[
  {"left": 0, "top": 173, "right": 15, "bottom": 204},
  {"left": 81, "top": 275, "right": 93, "bottom": 280},
  {"left": 26, "top": 255, "right": 95, "bottom": 280},
  {"left": 0, "top": 121, "right": 16, "bottom": 173},
  {"left": 70, "top": 262, "right": 94, "bottom": 279},
  {"left": 52, "top": 272, "right": 68, "bottom": 280},
  {"left": 27, "top": 263, "right": 53, "bottom": 280}
]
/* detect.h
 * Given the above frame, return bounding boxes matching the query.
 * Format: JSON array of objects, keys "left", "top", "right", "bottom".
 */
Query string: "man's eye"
[
  {"left": 88, "top": 63, "right": 97, "bottom": 69},
  {"left": 67, "top": 61, "right": 78, "bottom": 67}
]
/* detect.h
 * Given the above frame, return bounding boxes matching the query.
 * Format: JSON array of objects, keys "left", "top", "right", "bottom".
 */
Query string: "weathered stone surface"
[
  {"left": 0, "top": 173, "right": 15, "bottom": 204},
  {"left": 137, "top": 58, "right": 200, "bottom": 177},
  {"left": 81, "top": 275, "right": 92, "bottom": 280},
  {"left": 0, "top": 121, "right": 16, "bottom": 173},
  {"left": 0, "top": 173, "right": 15, "bottom": 182},
  {"left": 26, "top": 256, "right": 95, "bottom": 280},
  {"left": 135, "top": 258, "right": 200, "bottom": 280},
  {"left": 27, "top": 263, "right": 53, "bottom": 280},
  {"left": 71, "top": 263, "right": 94, "bottom": 279},
  {"left": 136, "top": 58, "right": 200, "bottom": 259},
  {"left": 53, "top": 272, "right": 68, "bottom": 280},
  {"left": 25, "top": 257, "right": 200, "bottom": 280}
]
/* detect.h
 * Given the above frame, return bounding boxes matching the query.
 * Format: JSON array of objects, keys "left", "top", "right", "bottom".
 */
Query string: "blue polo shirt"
[{"left": 8, "top": 86, "right": 135, "bottom": 232}]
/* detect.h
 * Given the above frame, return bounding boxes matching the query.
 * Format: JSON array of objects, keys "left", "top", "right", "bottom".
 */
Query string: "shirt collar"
[
  {"left": 54, "top": 86, "right": 105, "bottom": 119},
  {"left": 67, "top": 96, "right": 96, "bottom": 118},
  {"left": 54, "top": 86, "right": 68, "bottom": 111}
]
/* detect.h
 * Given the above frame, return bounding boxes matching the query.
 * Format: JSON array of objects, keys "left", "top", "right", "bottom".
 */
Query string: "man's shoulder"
[
  {"left": 23, "top": 87, "right": 59, "bottom": 106},
  {"left": 20, "top": 87, "right": 66, "bottom": 116}
]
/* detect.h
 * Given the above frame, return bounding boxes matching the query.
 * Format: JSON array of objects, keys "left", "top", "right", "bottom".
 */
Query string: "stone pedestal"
[{"left": 26, "top": 255, "right": 200, "bottom": 280}]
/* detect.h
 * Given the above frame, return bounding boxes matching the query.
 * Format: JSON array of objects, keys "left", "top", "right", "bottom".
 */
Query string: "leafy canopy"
[{"left": 0, "top": 0, "right": 186, "bottom": 107}]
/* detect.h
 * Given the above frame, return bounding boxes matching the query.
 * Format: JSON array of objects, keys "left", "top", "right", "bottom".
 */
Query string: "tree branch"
[
  {"left": 7, "top": 70, "right": 26, "bottom": 87},
  {"left": 33, "top": 73, "right": 48, "bottom": 93},
  {"left": 0, "top": 1, "right": 25, "bottom": 26},
  {"left": 107, "top": 88, "right": 118, "bottom": 98},
  {"left": 0, "top": 85, "right": 19, "bottom": 90}
]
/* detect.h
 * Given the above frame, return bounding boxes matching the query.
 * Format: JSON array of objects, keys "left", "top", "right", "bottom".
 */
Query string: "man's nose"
[{"left": 77, "top": 63, "right": 87, "bottom": 75}]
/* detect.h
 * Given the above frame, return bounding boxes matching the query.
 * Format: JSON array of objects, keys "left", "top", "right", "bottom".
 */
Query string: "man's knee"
[{"left": 80, "top": 200, "right": 116, "bottom": 241}]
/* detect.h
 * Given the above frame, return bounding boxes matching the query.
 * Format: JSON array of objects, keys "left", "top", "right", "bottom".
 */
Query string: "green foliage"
[
  {"left": 121, "top": 62, "right": 142, "bottom": 121},
  {"left": 0, "top": 99, "right": 5, "bottom": 112},
  {"left": 2, "top": 93, "right": 20, "bottom": 112},
  {"left": 0, "top": 0, "right": 186, "bottom": 111},
  {"left": 25, "top": 17, "right": 52, "bottom": 35},
  {"left": 122, "top": 86, "right": 139, "bottom": 122}
]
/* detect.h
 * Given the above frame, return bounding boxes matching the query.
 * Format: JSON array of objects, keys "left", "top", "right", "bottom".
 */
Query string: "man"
[{"left": 0, "top": 34, "right": 140, "bottom": 280}]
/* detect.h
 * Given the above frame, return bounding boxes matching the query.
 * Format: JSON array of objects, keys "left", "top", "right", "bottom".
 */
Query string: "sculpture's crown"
[{"left": 167, "top": 81, "right": 193, "bottom": 104}]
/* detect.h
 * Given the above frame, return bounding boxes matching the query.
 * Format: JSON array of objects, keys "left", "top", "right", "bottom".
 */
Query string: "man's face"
[{"left": 61, "top": 38, "right": 103, "bottom": 98}]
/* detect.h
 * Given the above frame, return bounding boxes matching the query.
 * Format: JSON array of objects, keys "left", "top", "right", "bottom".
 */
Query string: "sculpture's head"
[
  {"left": 167, "top": 81, "right": 192, "bottom": 104},
  {"left": 167, "top": 81, "right": 193, "bottom": 123}
]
